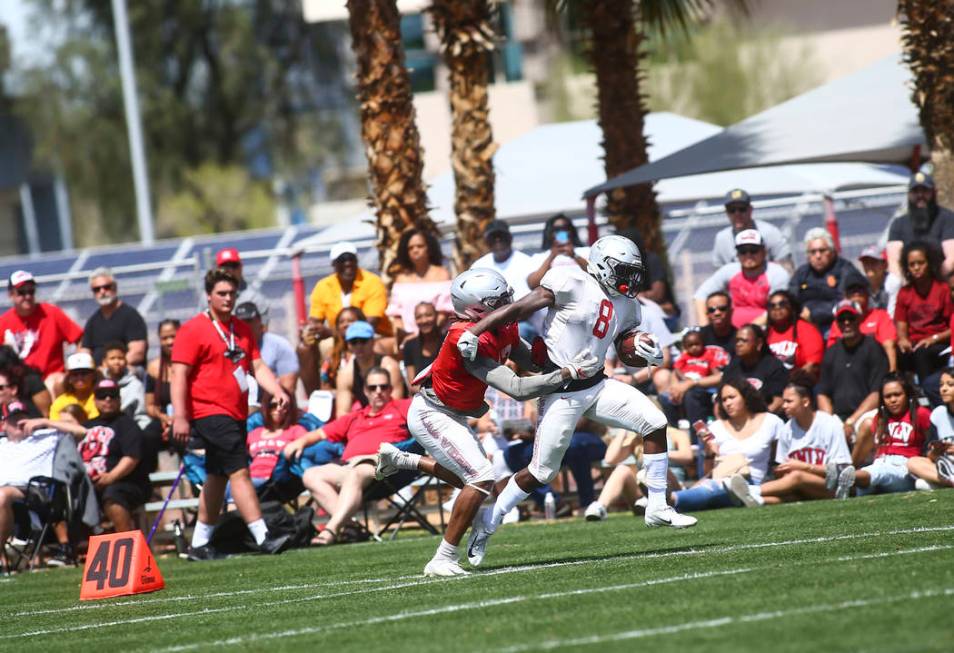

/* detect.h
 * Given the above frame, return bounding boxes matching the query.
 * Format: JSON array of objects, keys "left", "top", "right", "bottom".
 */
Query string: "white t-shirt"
[
  {"left": 929, "top": 405, "right": 954, "bottom": 444},
  {"left": 471, "top": 250, "right": 533, "bottom": 301},
  {"left": 710, "top": 413, "right": 784, "bottom": 484},
  {"left": 777, "top": 411, "right": 852, "bottom": 466},
  {"left": 0, "top": 429, "right": 60, "bottom": 487}
]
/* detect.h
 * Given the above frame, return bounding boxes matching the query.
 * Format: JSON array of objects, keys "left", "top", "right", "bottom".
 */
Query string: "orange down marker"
[{"left": 80, "top": 531, "right": 165, "bottom": 600}]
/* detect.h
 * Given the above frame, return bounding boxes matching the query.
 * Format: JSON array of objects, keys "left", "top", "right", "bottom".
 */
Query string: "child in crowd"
[{"left": 673, "top": 329, "right": 729, "bottom": 383}]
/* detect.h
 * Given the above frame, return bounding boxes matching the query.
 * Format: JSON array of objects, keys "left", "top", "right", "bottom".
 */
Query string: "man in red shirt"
[
  {"left": 171, "top": 269, "right": 291, "bottom": 560},
  {"left": 0, "top": 270, "right": 83, "bottom": 389},
  {"left": 283, "top": 367, "right": 415, "bottom": 544},
  {"left": 826, "top": 281, "right": 898, "bottom": 371}
]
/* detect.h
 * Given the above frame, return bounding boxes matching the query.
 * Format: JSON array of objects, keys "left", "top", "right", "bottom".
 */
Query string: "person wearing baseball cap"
[
  {"left": 886, "top": 170, "right": 954, "bottom": 279},
  {"left": 694, "top": 228, "right": 790, "bottom": 328},
  {"left": 234, "top": 301, "right": 299, "bottom": 397},
  {"left": 308, "top": 240, "right": 392, "bottom": 341},
  {"left": 334, "top": 320, "right": 403, "bottom": 416},
  {"left": 470, "top": 220, "right": 534, "bottom": 306},
  {"left": 213, "top": 247, "right": 269, "bottom": 312},
  {"left": 858, "top": 246, "right": 891, "bottom": 312},
  {"left": 826, "top": 280, "right": 898, "bottom": 372},
  {"left": 49, "top": 352, "right": 100, "bottom": 421},
  {"left": 712, "top": 189, "right": 792, "bottom": 271},
  {"left": 0, "top": 270, "right": 83, "bottom": 386}
]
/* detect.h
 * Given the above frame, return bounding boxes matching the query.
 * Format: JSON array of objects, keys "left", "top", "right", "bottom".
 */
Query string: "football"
[{"left": 617, "top": 329, "right": 652, "bottom": 367}]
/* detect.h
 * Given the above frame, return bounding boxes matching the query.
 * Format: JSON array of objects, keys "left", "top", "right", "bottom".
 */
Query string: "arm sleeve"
[
  {"left": 360, "top": 276, "right": 388, "bottom": 319},
  {"left": 767, "top": 264, "right": 791, "bottom": 292},
  {"left": 797, "top": 321, "right": 825, "bottom": 366},
  {"left": 774, "top": 427, "right": 791, "bottom": 463},
  {"left": 273, "top": 339, "right": 299, "bottom": 376},
  {"left": 322, "top": 412, "right": 357, "bottom": 443},
  {"left": 56, "top": 307, "right": 84, "bottom": 344},
  {"left": 694, "top": 265, "right": 734, "bottom": 300},
  {"left": 170, "top": 323, "right": 200, "bottom": 366},
  {"left": 127, "top": 308, "right": 148, "bottom": 341},
  {"left": 768, "top": 224, "right": 792, "bottom": 262},
  {"left": 119, "top": 420, "right": 143, "bottom": 461},
  {"left": 894, "top": 289, "right": 909, "bottom": 323},
  {"left": 81, "top": 317, "right": 94, "bottom": 348},
  {"left": 887, "top": 217, "right": 903, "bottom": 241},
  {"left": 463, "top": 356, "right": 565, "bottom": 401},
  {"left": 876, "top": 312, "right": 897, "bottom": 341},
  {"left": 308, "top": 281, "right": 326, "bottom": 321}
]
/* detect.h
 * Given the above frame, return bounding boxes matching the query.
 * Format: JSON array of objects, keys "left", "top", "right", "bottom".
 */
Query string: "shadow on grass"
[{"left": 479, "top": 542, "right": 717, "bottom": 573}]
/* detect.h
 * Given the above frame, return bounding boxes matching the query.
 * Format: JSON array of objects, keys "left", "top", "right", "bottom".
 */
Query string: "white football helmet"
[
  {"left": 587, "top": 234, "right": 645, "bottom": 298},
  {"left": 451, "top": 269, "right": 514, "bottom": 320}
]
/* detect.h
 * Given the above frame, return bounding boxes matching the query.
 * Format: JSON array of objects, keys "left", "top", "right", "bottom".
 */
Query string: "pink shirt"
[
  {"left": 386, "top": 281, "right": 453, "bottom": 335},
  {"left": 246, "top": 425, "right": 306, "bottom": 480}
]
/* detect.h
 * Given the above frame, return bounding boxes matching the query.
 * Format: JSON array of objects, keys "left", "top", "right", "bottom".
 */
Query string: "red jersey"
[
  {"left": 322, "top": 398, "right": 412, "bottom": 461},
  {"left": 428, "top": 321, "right": 519, "bottom": 413},
  {"left": 246, "top": 425, "right": 306, "bottom": 480},
  {"left": 870, "top": 406, "right": 930, "bottom": 459},
  {"left": 827, "top": 308, "right": 897, "bottom": 347},
  {"left": 171, "top": 312, "right": 261, "bottom": 421},
  {"left": 0, "top": 303, "right": 83, "bottom": 377},
  {"left": 895, "top": 280, "right": 952, "bottom": 343},
  {"left": 767, "top": 320, "right": 824, "bottom": 370},
  {"left": 674, "top": 346, "right": 728, "bottom": 380}
]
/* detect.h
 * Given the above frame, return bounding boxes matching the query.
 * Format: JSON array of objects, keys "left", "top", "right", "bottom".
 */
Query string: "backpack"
[{"left": 209, "top": 501, "right": 316, "bottom": 553}]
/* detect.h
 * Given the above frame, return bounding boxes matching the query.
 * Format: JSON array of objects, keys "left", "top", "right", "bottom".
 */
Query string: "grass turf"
[{"left": 1, "top": 491, "right": 953, "bottom": 653}]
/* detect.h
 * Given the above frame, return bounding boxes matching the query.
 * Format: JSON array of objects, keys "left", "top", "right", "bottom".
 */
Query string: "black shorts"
[
  {"left": 189, "top": 415, "right": 248, "bottom": 476},
  {"left": 100, "top": 481, "right": 150, "bottom": 512}
]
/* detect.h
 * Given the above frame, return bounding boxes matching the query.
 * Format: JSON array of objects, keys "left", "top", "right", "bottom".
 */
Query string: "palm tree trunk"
[
  {"left": 899, "top": 0, "right": 954, "bottom": 206},
  {"left": 347, "top": 0, "right": 439, "bottom": 280},
  {"left": 581, "top": 0, "right": 663, "bottom": 253},
  {"left": 430, "top": 0, "right": 498, "bottom": 272}
]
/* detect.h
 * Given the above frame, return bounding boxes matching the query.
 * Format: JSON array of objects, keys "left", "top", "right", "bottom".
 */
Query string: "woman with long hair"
[
  {"left": 145, "top": 319, "right": 179, "bottom": 441},
  {"left": 723, "top": 323, "right": 789, "bottom": 413},
  {"left": 765, "top": 290, "right": 824, "bottom": 381},
  {"left": 907, "top": 367, "right": 954, "bottom": 489},
  {"left": 387, "top": 229, "right": 453, "bottom": 345},
  {"left": 526, "top": 214, "right": 589, "bottom": 290},
  {"left": 246, "top": 391, "right": 307, "bottom": 488},
  {"left": 0, "top": 345, "right": 51, "bottom": 417}
]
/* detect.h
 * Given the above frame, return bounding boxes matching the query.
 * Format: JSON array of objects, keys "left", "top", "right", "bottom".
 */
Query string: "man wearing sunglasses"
[
  {"left": 80, "top": 267, "right": 147, "bottom": 368},
  {"left": 694, "top": 229, "right": 790, "bottom": 328},
  {"left": 712, "top": 189, "right": 792, "bottom": 270},
  {"left": 0, "top": 270, "right": 83, "bottom": 391}
]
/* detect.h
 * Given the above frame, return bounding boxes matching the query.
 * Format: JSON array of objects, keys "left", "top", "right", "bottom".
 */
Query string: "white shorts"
[
  {"left": 407, "top": 394, "right": 494, "bottom": 486},
  {"left": 859, "top": 455, "right": 914, "bottom": 495},
  {"left": 529, "top": 378, "right": 666, "bottom": 484}
]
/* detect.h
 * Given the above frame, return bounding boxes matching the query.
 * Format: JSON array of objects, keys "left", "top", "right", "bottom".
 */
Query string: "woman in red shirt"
[
  {"left": 765, "top": 291, "right": 824, "bottom": 381},
  {"left": 245, "top": 392, "right": 306, "bottom": 487},
  {"left": 895, "top": 242, "right": 951, "bottom": 383}
]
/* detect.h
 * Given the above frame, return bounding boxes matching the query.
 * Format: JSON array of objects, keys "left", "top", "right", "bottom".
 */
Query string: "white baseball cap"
[
  {"left": 8, "top": 270, "right": 35, "bottom": 289},
  {"left": 66, "top": 352, "right": 95, "bottom": 371},
  {"left": 329, "top": 242, "right": 358, "bottom": 266},
  {"left": 734, "top": 229, "right": 764, "bottom": 248}
]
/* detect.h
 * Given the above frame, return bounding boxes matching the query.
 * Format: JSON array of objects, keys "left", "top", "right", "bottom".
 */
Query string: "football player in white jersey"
[{"left": 458, "top": 234, "right": 697, "bottom": 566}]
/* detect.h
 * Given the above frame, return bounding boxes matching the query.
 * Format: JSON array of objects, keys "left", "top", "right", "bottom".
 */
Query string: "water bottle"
[
  {"left": 173, "top": 519, "right": 187, "bottom": 557},
  {"left": 544, "top": 492, "right": 556, "bottom": 521}
]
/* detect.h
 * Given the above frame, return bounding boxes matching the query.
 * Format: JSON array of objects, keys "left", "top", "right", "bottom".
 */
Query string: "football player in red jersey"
[{"left": 375, "top": 268, "right": 601, "bottom": 577}]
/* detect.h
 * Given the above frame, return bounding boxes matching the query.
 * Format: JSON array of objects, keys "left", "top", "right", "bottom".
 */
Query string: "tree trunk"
[
  {"left": 581, "top": 0, "right": 662, "bottom": 253},
  {"left": 347, "top": 0, "right": 439, "bottom": 281},
  {"left": 429, "top": 0, "right": 498, "bottom": 272},
  {"left": 899, "top": 0, "right": 954, "bottom": 207}
]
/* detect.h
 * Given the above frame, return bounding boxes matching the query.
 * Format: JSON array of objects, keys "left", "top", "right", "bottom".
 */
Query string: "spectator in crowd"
[
  {"left": 669, "top": 378, "right": 784, "bottom": 511},
  {"left": 50, "top": 353, "right": 100, "bottom": 421},
  {"left": 694, "top": 229, "right": 790, "bottom": 328},
  {"left": 699, "top": 292, "right": 737, "bottom": 358},
  {"left": 658, "top": 328, "right": 728, "bottom": 426},
  {"left": 907, "top": 367, "right": 954, "bottom": 489},
  {"left": 608, "top": 296, "right": 675, "bottom": 393},
  {"left": 894, "top": 241, "right": 951, "bottom": 400},
  {"left": 234, "top": 302, "right": 298, "bottom": 396},
  {"left": 724, "top": 377, "right": 853, "bottom": 506},
  {"left": 246, "top": 391, "right": 307, "bottom": 489},
  {"left": 765, "top": 290, "right": 824, "bottom": 380},
  {"left": 215, "top": 247, "right": 269, "bottom": 310},
  {"left": 100, "top": 341, "right": 154, "bottom": 461},
  {"left": 284, "top": 368, "right": 412, "bottom": 545},
  {"left": 386, "top": 229, "right": 453, "bottom": 344},
  {"left": 309, "top": 241, "right": 392, "bottom": 339},
  {"left": 723, "top": 324, "right": 788, "bottom": 413},
  {"left": 471, "top": 220, "right": 535, "bottom": 338},
  {"left": 617, "top": 228, "right": 680, "bottom": 329},
  {"left": 886, "top": 172, "right": 954, "bottom": 278},
  {"left": 712, "top": 189, "right": 792, "bottom": 270},
  {"left": 526, "top": 214, "right": 589, "bottom": 290},
  {"left": 0, "top": 270, "right": 83, "bottom": 390},
  {"left": 402, "top": 302, "right": 442, "bottom": 394},
  {"left": 858, "top": 246, "right": 892, "bottom": 313},
  {"left": 80, "top": 268, "right": 147, "bottom": 367},
  {"left": 817, "top": 300, "right": 889, "bottom": 439},
  {"left": 840, "top": 374, "right": 929, "bottom": 496},
  {"left": 335, "top": 321, "right": 403, "bottom": 417},
  {"left": 0, "top": 346, "right": 51, "bottom": 417},
  {"left": 299, "top": 306, "right": 364, "bottom": 395},
  {"left": 146, "top": 319, "right": 179, "bottom": 444},
  {"left": 789, "top": 228, "right": 867, "bottom": 335},
  {"left": 826, "top": 281, "right": 898, "bottom": 372},
  {"left": 171, "top": 268, "right": 291, "bottom": 559}
]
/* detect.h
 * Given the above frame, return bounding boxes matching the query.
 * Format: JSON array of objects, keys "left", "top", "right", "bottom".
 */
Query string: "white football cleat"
[
  {"left": 645, "top": 505, "right": 697, "bottom": 529},
  {"left": 375, "top": 442, "right": 401, "bottom": 480},
  {"left": 423, "top": 558, "right": 470, "bottom": 577},
  {"left": 466, "top": 507, "right": 494, "bottom": 566},
  {"left": 584, "top": 501, "right": 608, "bottom": 521},
  {"left": 835, "top": 465, "right": 856, "bottom": 500},
  {"left": 724, "top": 474, "right": 759, "bottom": 508}
]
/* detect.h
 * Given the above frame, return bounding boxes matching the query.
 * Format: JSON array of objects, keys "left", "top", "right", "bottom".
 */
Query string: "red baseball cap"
[
  {"left": 833, "top": 299, "right": 862, "bottom": 318},
  {"left": 216, "top": 247, "right": 242, "bottom": 266}
]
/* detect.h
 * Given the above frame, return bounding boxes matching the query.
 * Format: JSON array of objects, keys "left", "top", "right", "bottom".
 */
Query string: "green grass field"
[{"left": 2, "top": 491, "right": 953, "bottom": 653}]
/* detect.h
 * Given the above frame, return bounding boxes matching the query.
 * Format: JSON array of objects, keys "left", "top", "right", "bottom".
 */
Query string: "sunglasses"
[
  {"left": 268, "top": 401, "right": 285, "bottom": 409},
  {"left": 707, "top": 304, "right": 730, "bottom": 314},
  {"left": 366, "top": 383, "right": 391, "bottom": 392},
  {"left": 726, "top": 205, "right": 749, "bottom": 214},
  {"left": 736, "top": 245, "right": 762, "bottom": 256},
  {"left": 836, "top": 313, "right": 858, "bottom": 323},
  {"left": 15, "top": 287, "right": 35, "bottom": 296},
  {"left": 349, "top": 337, "right": 371, "bottom": 345},
  {"left": 768, "top": 301, "right": 790, "bottom": 309},
  {"left": 95, "top": 391, "right": 120, "bottom": 400},
  {"left": 91, "top": 283, "right": 115, "bottom": 293}
]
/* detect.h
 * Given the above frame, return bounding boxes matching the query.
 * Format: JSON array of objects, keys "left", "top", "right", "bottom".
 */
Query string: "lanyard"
[{"left": 206, "top": 310, "right": 235, "bottom": 352}]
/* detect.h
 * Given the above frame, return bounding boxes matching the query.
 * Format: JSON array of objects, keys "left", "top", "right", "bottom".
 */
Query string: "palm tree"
[
  {"left": 898, "top": 0, "right": 954, "bottom": 206},
  {"left": 429, "top": 0, "right": 498, "bottom": 271},
  {"left": 347, "top": 0, "right": 440, "bottom": 280}
]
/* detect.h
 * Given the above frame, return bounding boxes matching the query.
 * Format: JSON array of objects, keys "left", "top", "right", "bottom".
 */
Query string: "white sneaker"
[
  {"left": 645, "top": 505, "right": 698, "bottom": 529},
  {"left": 724, "top": 474, "right": 759, "bottom": 508},
  {"left": 824, "top": 462, "right": 840, "bottom": 492},
  {"left": 913, "top": 478, "right": 937, "bottom": 491},
  {"left": 466, "top": 507, "right": 494, "bottom": 566},
  {"left": 375, "top": 442, "right": 401, "bottom": 480},
  {"left": 584, "top": 501, "right": 608, "bottom": 522},
  {"left": 835, "top": 465, "right": 856, "bottom": 500},
  {"left": 423, "top": 558, "right": 470, "bottom": 577},
  {"left": 632, "top": 497, "right": 648, "bottom": 515}
]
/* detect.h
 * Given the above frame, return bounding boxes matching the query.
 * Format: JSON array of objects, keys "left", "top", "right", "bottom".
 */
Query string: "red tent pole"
[
  {"left": 290, "top": 251, "right": 307, "bottom": 326},
  {"left": 586, "top": 196, "right": 598, "bottom": 245},
  {"left": 823, "top": 194, "right": 842, "bottom": 254}
]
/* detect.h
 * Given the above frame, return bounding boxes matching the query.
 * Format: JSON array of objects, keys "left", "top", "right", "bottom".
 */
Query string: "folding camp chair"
[
  {"left": 359, "top": 469, "right": 446, "bottom": 542},
  {"left": 7, "top": 476, "right": 71, "bottom": 571}
]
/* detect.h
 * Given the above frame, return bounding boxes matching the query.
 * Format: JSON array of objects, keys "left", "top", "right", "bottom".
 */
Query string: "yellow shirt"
[
  {"left": 50, "top": 392, "right": 99, "bottom": 421},
  {"left": 309, "top": 269, "right": 392, "bottom": 336}
]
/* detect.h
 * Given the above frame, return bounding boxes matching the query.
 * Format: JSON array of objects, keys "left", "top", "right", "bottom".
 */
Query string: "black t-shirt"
[
  {"left": 887, "top": 206, "right": 954, "bottom": 245},
  {"left": 700, "top": 324, "right": 737, "bottom": 364},
  {"left": 723, "top": 353, "right": 789, "bottom": 402},
  {"left": 816, "top": 335, "right": 888, "bottom": 420},
  {"left": 789, "top": 257, "right": 868, "bottom": 331},
  {"left": 402, "top": 337, "right": 437, "bottom": 375},
  {"left": 82, "top": 303, "right": 148, "bottom": 364},
  {"left": 79, "top": 413, "right": 149, "bottom": 486},
  {"left": 19, "top": 370, "right": 46, "bottom": 417}
]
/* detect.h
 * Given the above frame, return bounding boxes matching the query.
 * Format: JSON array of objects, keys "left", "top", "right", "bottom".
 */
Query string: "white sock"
[
  {"left": 248, "top": 518, "right": 268, "bottom": 546},
  {"left": 749, "top": 485, "right": 765, "bottom": 506},
  {"left": 490, "top": 476, "right": 530, "bottom": 531},
  {"left": 643, "top": 452, "right": 669, "bottom": 512},
  {"left": 191, "top": 521, "right": 215, "bottom": 548},
  {"left": 397, "top": 451, "right": 422, "bottom": 470},
  {"left": 433, "top": 538, "right": 459, "bottom": 562}
]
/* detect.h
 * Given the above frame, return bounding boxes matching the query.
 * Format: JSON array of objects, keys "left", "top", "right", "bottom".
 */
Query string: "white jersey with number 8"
[{"left": 540, "top": 266, "right": 641, "bottom": 368}]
